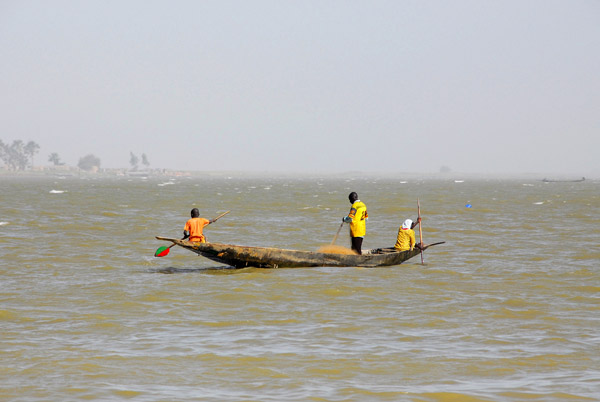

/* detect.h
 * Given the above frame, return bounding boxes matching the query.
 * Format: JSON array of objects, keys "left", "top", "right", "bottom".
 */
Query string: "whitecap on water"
[{"left": 49, "top": 190, "right": 65, "bottom": 194}]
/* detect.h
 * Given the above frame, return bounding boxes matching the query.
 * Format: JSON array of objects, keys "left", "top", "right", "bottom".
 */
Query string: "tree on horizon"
[
  {"left": 141, "top": 153, "right": 150, "bottom": 168},
  {"left": 78, "top": 154, "right": 101, "bottom": 172},
  {"left": 24, "top": 141, "right": 40, "bottom": 169},
  {"left": 48, "top": 152, "right": 65, "bottom": 166},
  {"left": 129, "top": 152, "right": 139, "bottom": 171},
  {"left": 0, "top": 139, "right": 39, "bottom": 170}
]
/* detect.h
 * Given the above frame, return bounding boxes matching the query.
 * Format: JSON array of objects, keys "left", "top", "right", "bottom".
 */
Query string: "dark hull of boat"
[{"left": 156, "top": 237, "right": 444, "bottom": 268}]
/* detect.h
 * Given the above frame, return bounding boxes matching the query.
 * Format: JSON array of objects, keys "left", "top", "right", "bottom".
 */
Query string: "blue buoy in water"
[{"left": 465, "top": 203, "right": 472, "bottom": 208}]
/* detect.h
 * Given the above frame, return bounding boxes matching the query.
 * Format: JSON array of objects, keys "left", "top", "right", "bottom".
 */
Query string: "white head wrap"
[{"left": 402, "top": 219, "right": 413, "bottom": 230}]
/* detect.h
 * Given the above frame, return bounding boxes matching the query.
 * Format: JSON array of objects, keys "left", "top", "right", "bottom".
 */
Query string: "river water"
[{"left": 1, "top": 174, "right": 598, "bottom": 401}]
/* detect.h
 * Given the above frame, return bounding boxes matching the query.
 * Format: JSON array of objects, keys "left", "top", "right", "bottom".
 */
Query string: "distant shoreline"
[{"left": 0, "top": 168, "right": 595, "bottom": 181}]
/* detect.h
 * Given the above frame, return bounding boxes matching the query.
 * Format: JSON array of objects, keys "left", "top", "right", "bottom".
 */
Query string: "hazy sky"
[{"left": 1, "top": 0, "right": 599, "bottom": 175}]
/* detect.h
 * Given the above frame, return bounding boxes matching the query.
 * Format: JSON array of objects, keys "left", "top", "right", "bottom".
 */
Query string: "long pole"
[
  {"left": 331, "top": 222, "right": 344, "bottom": 245},
  {"left": 417, "top": 198, "right": 424, "bottom": 264},
  {"left": 211, "top": 210, "right": 230, "bottom": 222}
]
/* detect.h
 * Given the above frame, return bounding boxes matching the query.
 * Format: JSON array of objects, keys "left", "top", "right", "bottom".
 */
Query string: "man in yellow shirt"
[
  {"left": 394, "top": 217, "right": 422, "bottom": 251},
  {"left": 183, "top": 208, "right": 214, "bottom": 243},
  {"left": 343, "top": 192, "right": 368, "bottom": 254}
]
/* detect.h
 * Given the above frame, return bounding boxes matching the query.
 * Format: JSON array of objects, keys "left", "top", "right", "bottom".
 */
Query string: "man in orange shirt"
[{"left": 183, "top": 208, "right": 214, "bottom": 243}]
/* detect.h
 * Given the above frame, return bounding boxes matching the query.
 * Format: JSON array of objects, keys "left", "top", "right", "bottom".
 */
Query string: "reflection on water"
[
  {"left": 1, "top": 175, "right": 598, "bottom": 401},
  {"left": 148, "top": 266, "right": 246, "bottom": 274}
]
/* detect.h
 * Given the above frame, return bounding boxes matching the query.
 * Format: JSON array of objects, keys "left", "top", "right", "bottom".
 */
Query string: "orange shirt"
[{"left": 184, "top": 217, "right": 210, "bottom": 242}]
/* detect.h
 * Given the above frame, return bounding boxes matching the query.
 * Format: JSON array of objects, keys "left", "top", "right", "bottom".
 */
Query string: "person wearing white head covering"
[{"left": 394, "top": 217, "right": 421, "bottom": 251}]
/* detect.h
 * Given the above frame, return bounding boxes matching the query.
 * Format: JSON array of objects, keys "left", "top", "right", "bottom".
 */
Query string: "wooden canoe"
[{"left": 155, "top": 236, "right": 444, "bottom": 268}]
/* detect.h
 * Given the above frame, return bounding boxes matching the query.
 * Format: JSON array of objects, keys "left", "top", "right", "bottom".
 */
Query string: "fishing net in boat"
[{"left": 316, "top": 245, "right": 358, "bottom": 255}]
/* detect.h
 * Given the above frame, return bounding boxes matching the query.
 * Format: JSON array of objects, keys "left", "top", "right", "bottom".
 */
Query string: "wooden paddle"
[
  {"left": 417, "top": 199, "right": 424, "bottom": 264},
  {"left": 211, "top": 210, "right": 231, "bottom": 223},
  {"left": 154, "top": 210, "right": 230, "bottom": 257},
  {"left": 155, "top": 243, "right": 176, "bottom": 257}
]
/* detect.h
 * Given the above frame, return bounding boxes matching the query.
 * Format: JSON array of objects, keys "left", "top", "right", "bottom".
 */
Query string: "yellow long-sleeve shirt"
[
  {"left": 394, "top": 227, "right": 415, "bottom": 251},
  {"left": 347, "top": 200, "right": 368, "bottom": 237}
]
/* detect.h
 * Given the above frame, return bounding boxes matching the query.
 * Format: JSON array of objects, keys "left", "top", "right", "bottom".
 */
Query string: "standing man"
[
  {"left": 183, "top": 208, "right": 214, "bottom": 243},
  {"left": 343, "top": 192, "right": 368, "bottom": 254}
]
